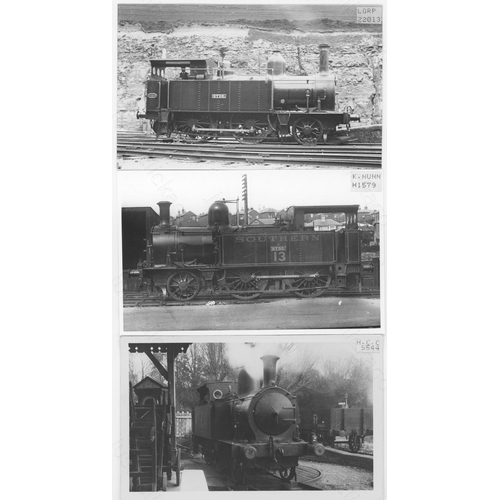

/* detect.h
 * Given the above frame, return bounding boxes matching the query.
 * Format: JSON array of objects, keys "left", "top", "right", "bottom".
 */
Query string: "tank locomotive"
[
  {"left": 131, "top": 199, "right": 362, "bottom": 301},
  {"left": 192, "top": 355, "right": 325, "bottom": 483},
  {"left": 137, "top": 44, "right": 360, "bottom": 145}
]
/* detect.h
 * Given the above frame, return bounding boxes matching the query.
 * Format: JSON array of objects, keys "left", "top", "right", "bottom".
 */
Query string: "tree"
[{"left": 175, "top": 343, "right": 237, "bottom": 410}]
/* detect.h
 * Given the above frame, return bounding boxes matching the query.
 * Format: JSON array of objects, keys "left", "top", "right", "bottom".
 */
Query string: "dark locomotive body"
[
  {"left": 300, "top": 405, "right": 374, "bottom": 453},
  {"left": 192, "top": 355, "right": 324, "bottom": 482},
  {"left": 138, "top": 44, "right": 359, "bottom": 145},
  {"left": 134, "top": 199, "right": 362, "bottom": 301}
]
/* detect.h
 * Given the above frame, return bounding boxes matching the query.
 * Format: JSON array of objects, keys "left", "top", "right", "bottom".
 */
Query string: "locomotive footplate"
[{"left": 218, "top": 440, "right": 324, "bottom": 463}]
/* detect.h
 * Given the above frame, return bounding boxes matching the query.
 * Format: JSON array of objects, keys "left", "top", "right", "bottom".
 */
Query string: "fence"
[{"left": 176, "top": 411, "right": 192, "bottom": 437}]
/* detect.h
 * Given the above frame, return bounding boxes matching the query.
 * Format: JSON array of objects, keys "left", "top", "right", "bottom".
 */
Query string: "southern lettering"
[{"left": 234, "top": 234, "right": 320, "bottom": 243}]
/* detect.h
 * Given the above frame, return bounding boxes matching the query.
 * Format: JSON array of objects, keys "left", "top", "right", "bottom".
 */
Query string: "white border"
[{"left": 121, "top": 334, "right": 385, "bottom": 498}]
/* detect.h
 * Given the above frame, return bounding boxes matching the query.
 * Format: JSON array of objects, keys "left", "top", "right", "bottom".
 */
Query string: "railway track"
[
  {"left": 123, "top": 288, "right": 379, "bottom": 307},
  {"left": 117, "top": 131, "right": 382, "bottom": 168},
  {"left": 186, "top": 454, "right": 322, "bottom": 491}
]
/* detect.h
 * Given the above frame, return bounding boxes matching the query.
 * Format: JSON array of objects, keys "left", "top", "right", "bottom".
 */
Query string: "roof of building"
[
  {"left": 249, "top": 218, "right": 278, "bottom": 225},
  {"left": 133, "top": 376, "right": 168, "bottom": 390}
]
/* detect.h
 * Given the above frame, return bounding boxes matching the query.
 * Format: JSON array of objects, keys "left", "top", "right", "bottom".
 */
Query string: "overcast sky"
[
  {"left": 118, "top": 169, "right": 384, "bottom": 216},
  {"left": 129, "top": 337, "right": 383, "bottom": 382}
]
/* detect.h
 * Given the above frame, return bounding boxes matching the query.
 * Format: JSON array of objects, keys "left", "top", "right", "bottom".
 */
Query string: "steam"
[{"left": 226, "top": 342, "right": 287, "bottom": 381}]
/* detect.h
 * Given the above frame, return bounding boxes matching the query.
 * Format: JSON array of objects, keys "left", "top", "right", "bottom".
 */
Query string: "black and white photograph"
[
  {"left": 114, "top": 2, "right": 386, "bottom": 499},
  {"left": 121, "top": 335, "right": 384, "bottom": 494},
  {"left": 118, "top": 168, "right": 383, "bottom": 331},
  {"left": 116, "top": 2, "right": 383, "bottom": 169}
]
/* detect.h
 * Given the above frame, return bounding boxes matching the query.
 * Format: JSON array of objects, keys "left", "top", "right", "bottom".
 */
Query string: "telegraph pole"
[{"left": 242, "top": 174, "right": 248, "bottom": 225}]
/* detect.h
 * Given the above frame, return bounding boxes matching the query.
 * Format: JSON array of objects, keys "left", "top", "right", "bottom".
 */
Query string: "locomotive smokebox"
[
  {"left": 318, "top": 44, "right": 330, "bottom": 76},
  {"left": 261, "top": 354, "right": 280, "bottom": 388},
  {"left": 157, "top": 201, "right": 172, "bottom": 227}
]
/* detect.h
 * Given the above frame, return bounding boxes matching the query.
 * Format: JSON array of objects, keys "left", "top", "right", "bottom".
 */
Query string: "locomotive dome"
[
  {"left": 267, "top": 50, "right": 286, "bottom": 77},
  {"left": 208, "top": 200, "right": 230, "bottom": 228}
]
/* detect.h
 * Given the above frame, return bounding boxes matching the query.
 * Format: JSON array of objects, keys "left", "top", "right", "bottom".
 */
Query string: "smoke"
[{"left": 225, "top": 342, "right": 287, "bottom": 381}]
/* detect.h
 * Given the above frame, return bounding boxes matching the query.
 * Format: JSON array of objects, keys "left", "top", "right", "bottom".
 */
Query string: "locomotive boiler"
[
  {"left": 192, "top": 355, "right": 325, "bottom": 483},
  {"left": 131, "top": 199, "right": 362, "bottom": 301},
  {"left": 137, "top": 44, "right": 360, "bottom": 145}
]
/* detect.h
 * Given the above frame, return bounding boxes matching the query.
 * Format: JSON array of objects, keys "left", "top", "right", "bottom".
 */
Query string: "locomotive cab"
[{"left": 139, "top": 59, "right": 218, "bottom": 134}]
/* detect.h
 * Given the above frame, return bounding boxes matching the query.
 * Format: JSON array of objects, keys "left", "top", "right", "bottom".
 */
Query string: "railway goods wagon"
[
  {"left": 130, "top": 199, "right": 362, "bottom": 301},
  {"left": 192, "top": 355, "right": 325, "bottom": 483},
  {"left": 301, "top": 406, "right": 373, "bottom": 453},
  {"left": 137, "top": 44, "right": 360, "bottom": 145}
]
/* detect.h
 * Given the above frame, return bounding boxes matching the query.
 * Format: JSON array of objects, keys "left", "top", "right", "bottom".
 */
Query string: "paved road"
[{"left": 123, "top": 296, "right": 380, "bottom": 331}]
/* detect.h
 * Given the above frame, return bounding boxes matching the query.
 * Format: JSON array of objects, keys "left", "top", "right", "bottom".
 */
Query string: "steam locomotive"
[
  {"left": 137, "top": 44, "right": 360, "bottom": 145},
  {"left": 130, "top": 199, "right": 362, "bottom": 301},
  {"left": 192, "top": 355, "right": 325, "bottom": 483}
]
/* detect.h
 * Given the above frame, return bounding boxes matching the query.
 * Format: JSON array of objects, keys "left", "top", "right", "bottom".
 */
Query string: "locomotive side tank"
[
  {"left": 133, "top": 199, "right": 362, "bottom": 301},
  {"left": 192, "top": 355, "right": 324, "bottom": 483},
  {"left": 137, "top": 44, "right": 359, "bottom": 144}
]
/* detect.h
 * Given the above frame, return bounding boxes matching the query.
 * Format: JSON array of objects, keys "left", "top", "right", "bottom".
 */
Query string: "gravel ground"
[{"left": 301, "top": 460, "right": 373, "bottom": 490}]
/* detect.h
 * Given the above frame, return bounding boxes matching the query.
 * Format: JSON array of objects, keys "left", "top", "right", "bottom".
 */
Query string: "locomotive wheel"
[
  {"left": 176, "top": 113, "right": 215, "bottom": 142},
  {"left": 278, "top": 466, "right": 296, "bottom": 480},
  {"left": 166, "top": 271, "right": 201, "bottom": 301},
  {"left": 230, "top": 113, "right": 270, "bottom": 143},
  {"left": 284, "top": 268, "right": 332, "bottom": 297},
  {"left": 346, "top": 273, "right": 360, "bottom": 291},
  {"left": 348, "top": 435, "right": 361, "bottom": 453},
  {"left": 292, "top": 117, "right": 323, "bottom": 145},
  {"left": 224, "top": 269, "right": 269, "bottom": 299}
]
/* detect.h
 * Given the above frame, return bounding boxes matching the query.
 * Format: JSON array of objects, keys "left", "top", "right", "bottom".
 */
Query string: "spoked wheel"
[
  {"left": 175, "top": 113, "right": 215, "bottom": 142},
  {"left": 230, "top": 113, "right": 270, "bottom": 143},
  {"left": 166, "top": 271, "right": 201, "bottom": 301},
  {"left": 230, "top": 461, "right": 246, "bottom": 484},
  {"left": 292, "top": 117, "right": 323, "bottom": 145},
  {"left": 224, "top": 269, "right": 268, "bottom": 299},
  {"left": 284, "top": 268, "right": 332, "bottom": 297},
  {"left": 348, "top": 435, "right": 361, "bottom": 453},
  {"left": 278, "top": 466, "right": 296, "bottom": 480}
]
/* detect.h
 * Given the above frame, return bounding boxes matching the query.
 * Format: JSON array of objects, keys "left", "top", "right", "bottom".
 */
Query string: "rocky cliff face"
[{"left": 117, "top": 22, "right": 383, "bottom": 132}]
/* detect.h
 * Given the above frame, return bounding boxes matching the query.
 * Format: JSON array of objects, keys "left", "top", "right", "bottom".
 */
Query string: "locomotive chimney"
[
  {"left": 261, "top": 355, "right": 280, "bottom": 388},
  {"left": 318, "top": 44, "right": 330, "bottom": 76},
  {"left": 157, "top": 201, "right": 172, "bottom": 227}
]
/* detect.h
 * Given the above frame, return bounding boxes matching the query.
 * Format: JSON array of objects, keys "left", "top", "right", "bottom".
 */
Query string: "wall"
[{"left": 117, "top": 21, "right": 383, "bottom": 132}]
